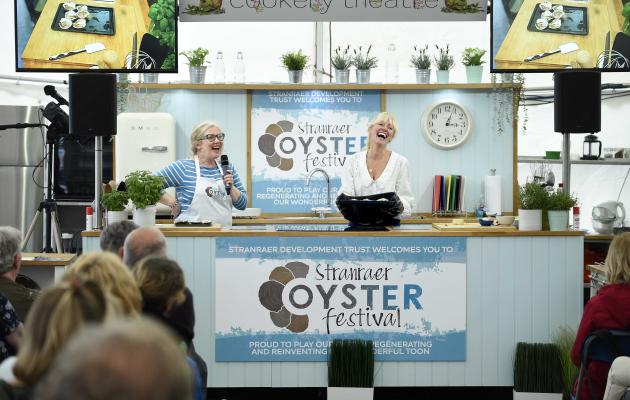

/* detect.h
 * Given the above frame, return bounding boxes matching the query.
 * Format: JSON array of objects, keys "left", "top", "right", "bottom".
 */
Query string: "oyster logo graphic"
[
  {"left": 257, "top": 120, "right": 294, "bottom": 171},
  {"left": 258, "top": 261, "right": 309, "bottom": 333}
]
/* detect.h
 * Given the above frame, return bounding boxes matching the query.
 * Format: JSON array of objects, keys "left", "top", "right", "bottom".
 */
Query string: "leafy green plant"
[
  {"left": 518, "top": 183, "right": 549, "bottom": 210},
  {"left": 328, "top": 339, "right": 374, "bottom": 387},
  {"left": 462, "top": 47, "right": 487, "bottom": 66},
  {"left": 125, "top": 170, "right": 165, "bottom": 210},
  {"left": 281, "top": 50, "right": 309, "bottom": 71},
  {"left": 410, "top": 45, "right": 431, "bottom": 70},
  {"left": 434, "top": 45, "right": 455, "bottom": 71},
  {"left": 101, "top": 190, "right": 129, "bottom": 212},
  {"left": 514, "top": 342, "right": 563, "bottom": 393},
  {"left": 547, "top": 189, "right": 578, "bottom": 211},
  {"left": 552, "top": 327, "right": 579, "bottom": 399},
  {"left": 442, "top": 0, "right": 482, "bottom": 13},
  {"left": 332, "top": 45, "right": 353, "bottom": 70},
  {"left": 180, "top": 48, "right": 210, "bottom": 67},
  {"left": 148, "top": 0, "right": 177, "bottom": 70},
  {"left": 353, "top": 45, "right": 378, "bottom": 70}
]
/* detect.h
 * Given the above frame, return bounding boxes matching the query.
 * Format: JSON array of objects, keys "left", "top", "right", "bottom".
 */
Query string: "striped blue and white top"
[{"left": 155, "top": 159, "right": 248, "bottom": 213}]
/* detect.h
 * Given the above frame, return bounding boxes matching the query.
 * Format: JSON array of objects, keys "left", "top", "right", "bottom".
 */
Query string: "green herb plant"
[
  {"left": 101, "top": 190, "right": 129, "bottom": 212},
  {"left": 513, "top": 342, "right": 563, "bottom": 393},
  {"left": 462, "top": 47, "right": 487, "bottom": 66},
  {"left": 353, "top": 45, "right": 378, "bottom": 70},
  {"left": 552, "top": 326, "right": 579, "bottom": 399},
  {"left": 184, "top": 0, "right": 225, "bottom": 15},
  {"left": 328, "top": 339, "right": 374, "bottom": 388},
  {"left": 180, "top": 48, "right": 211, "bottom": 67},
  {"left": 281, "top": 50, "right": 309, "bottom": 71},
  {"left": 442, "top": 0, "right": 482, "bottom": 13},
  {"left": 434, "top": 45, "right": 455, "bottom": 71},
  {"left": 125, "top": 170, "right": 165, "bottom": 210},
  {"left": 148, "top": 0, "right": 177, "bottom": 70},
  {"left": 410, "top": 45, "right": 432, "bottom": 70},
  {"left": 331, "top": 45, "right": 353, "bottom": 70},
  {"left": 547, "top": 189, "right": 578, "bottom": 211},
  {"left": 518, "top": 182, "right": 549, "bottom": 210}
]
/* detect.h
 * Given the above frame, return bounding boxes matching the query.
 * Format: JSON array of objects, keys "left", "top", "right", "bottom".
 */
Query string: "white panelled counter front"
[{"left": 82, "top": 226, "right": 583, "bottom": 388}]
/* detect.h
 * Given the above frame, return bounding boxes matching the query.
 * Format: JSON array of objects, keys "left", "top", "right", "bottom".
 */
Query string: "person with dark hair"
[
  {"left": 0, "top": 226, "right": 38, "bottom": 321},
  {"left": 33, "top": 318, "right": 193, "bottom": 400},
  {"left": 99, "top": 220, "right": 138, "bottom": 256}
]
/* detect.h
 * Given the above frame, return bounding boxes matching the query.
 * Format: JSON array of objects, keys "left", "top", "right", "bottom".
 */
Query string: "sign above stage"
[{"left": 179, "top": 0, "right": 487, "bottom": 21}]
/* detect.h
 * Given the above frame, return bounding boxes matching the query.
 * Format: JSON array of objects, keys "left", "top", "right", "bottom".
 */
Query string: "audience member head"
[
  {"left": 100, "top": 221, "right": 138, "bottom": 256},
  {"left": 605, "top": 232, "right": 630, "bottom": 283},
  {"left": 34, "top": 318, "right": 193, "bottom": 400},
  {"left": 133, "top": 257, "right": 186, "bottom": 315},
  {"left": 0, "top": 226, "right": 22, "bottom": 278},
  {"left": 122, "top": 227, "right": 167, "bottom": 267},
  {"left": 66, "top": 252, "right": 142, "bottom": 316},
  {"left": 13, "top": 278, "right": 108, "bottom": 386}
]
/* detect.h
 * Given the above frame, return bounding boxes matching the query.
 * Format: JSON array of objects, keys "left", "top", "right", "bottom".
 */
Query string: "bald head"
[{"left": 122, "top": 227, "right": 166, "bottom": 267}]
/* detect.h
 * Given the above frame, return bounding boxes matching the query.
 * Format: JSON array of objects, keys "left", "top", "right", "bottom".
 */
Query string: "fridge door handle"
[{"left": 141, "top": 146, "right": 168, "bottom": 152}]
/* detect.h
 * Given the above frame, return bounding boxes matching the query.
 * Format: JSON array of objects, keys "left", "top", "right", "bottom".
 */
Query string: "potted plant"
[
  {"left": 180, "top": 47, "right": 210, "bottom": 84},
  {"left": 547, "top": 189, "right": 577, "bottom": 231},
  {"left": 148, "top": 0, "right": 177, "bottom": 70},
  {"left": 410, "top": 45, "right": 432, "bottom": 84},
  {"left": 125, "top": 170, "right": 165, "bottom": 227},
  {"left": 328, "top": 339, "right": 374, "bottom": 400},
  {"left": 281, "top": 50, "right": 309, "bottom": 84},
  {"left": 434, "top": 44, "right": 455, "bottom": 83},
  {"left": 353, "top": 45, "right": 378, "bottom": 84},
  {"left": 462, "top": 47, "right": 486, "bottom": 83},
  {"left": 332, "top": 45, "right": 353, "bottom": 84},
  {"left": 513, "top": 342, "right": 563, "bottom": 400},
  {"left": 518, "top": 182, "right": 549, "bottom": 231},
  {"left": 101, "top": 190, "right": 129, "bottom": 225},
  {"left": 552, "top": 326, "right": 579, "bottom": 400}
]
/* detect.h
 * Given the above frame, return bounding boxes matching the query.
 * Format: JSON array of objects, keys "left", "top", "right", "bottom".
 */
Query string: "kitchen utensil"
[
  {"left": 592, "top": 206, "right": 617, "bottom": 234},
  {"left": 496, "top": 215, "right": 515, "bottom": 226},
  {"left": 524, "top": 42, "right": 579, "bottom": 62},
  {"left": 604, "top": 31, "right": 611, "bottom": 67},
  {"left": 596, "top": 201, "right": 626, "bottom": 226},
  {"left": 581, "top": 133, "right": 602, "bottom": 160},
  {"left": 49, "top": 42, "right": 105, "bottom": 61},
  {"left": 131, "top": 32, "right": 138, "bottom": 68}
]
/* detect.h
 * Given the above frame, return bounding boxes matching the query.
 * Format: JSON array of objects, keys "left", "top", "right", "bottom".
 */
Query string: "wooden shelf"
[
  {"left": 124, "top": 82, "right": 521, "bottom": 91},
  {"left": 518, "top": 156, "right": 630, "bottom": 166}
]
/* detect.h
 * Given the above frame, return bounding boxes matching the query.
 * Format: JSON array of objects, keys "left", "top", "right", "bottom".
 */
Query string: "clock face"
[{"left": 422, "top": 101, "right": 472, "bottom": 149}]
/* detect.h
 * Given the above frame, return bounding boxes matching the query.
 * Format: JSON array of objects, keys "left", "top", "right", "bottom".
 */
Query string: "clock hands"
[{"left": 445, "top": 107, "right": 455, "bottom": 126}]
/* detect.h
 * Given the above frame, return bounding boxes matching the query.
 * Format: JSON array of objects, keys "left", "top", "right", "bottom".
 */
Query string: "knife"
[
  {"left": 524, "top": 42, "right": 579, "bottom": 62},
  {"left": 131, "top": 32, "right": 138, "bottom": 68},
  {"left": 49, "top": 43, "right": 106, "bottom": 61},
  {"left": 604, "top": 31, "right": 611, "bottom": 67}
]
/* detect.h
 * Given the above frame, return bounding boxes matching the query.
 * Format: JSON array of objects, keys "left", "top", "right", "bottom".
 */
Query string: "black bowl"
[{"left": 336, "top": 192, "right": 403, "bottom": 226}]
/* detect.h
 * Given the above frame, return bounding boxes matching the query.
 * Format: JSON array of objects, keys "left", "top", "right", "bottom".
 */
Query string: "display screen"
[
  {"left": 491, "top": 0, "right": 630, "bottom": 72},
  {"left": 15, "top": 0, "right": 177, "bottom": 72}
]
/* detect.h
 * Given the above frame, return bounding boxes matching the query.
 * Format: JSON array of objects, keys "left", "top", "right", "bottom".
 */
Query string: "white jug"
[{"left": 596, "top": 201, "right": 626, "bottom": 226}]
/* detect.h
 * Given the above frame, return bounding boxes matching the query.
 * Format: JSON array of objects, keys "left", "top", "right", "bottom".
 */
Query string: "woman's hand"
[
  {"left": 169, "top": 201, "right": 181, "bottom": 218},
  {"left": 223, "top": 172, "right": 234, "bottom": 193}
]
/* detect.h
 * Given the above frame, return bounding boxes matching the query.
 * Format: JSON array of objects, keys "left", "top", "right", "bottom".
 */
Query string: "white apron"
[{"left": 174, "top": 156, "right": 233, "bottom": 227}]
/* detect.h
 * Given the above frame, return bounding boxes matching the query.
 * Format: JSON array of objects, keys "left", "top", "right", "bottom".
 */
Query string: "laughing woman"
[
  {"left": 338, "top": 112, "right": 414, "bottom": 216},
  {"left": 156, "top": 121, "right": 247, "bottom": 227}
]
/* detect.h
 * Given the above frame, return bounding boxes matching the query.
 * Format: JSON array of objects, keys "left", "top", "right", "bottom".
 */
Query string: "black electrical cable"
[{"left": 31, "top": 108, "right": 48, "bottom": 189}]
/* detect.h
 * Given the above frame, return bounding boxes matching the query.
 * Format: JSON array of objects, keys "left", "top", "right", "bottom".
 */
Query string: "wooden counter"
[{"left": 21, "top": 252, "right": 77, "bottom": 288}]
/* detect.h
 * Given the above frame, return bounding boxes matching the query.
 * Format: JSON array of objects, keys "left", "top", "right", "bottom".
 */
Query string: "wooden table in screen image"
[
  {"left": 21, "top": 0, "right": 149, "bottom": 69},
  {"left": 494, "top": 0, "right": 624, "bottom": 69},
  {"left": 20, "top": 252, "right": 77, "bottom": 288}
]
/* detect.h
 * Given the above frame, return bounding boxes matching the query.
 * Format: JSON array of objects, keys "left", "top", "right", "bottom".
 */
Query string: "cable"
[
  {"left": 617, "top": 167, "right": 630, "bottom": 203},
  {"left": 31, "top": 108, "right": 47, "bottom": 190}
]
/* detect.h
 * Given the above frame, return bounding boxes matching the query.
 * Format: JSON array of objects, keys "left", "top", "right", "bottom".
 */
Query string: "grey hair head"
[
  {"left": 100, "top": 221, "right": 139, "bottom": 253},
  {"left": 0, "top": 226, "right": 22, "bottom": 275}
]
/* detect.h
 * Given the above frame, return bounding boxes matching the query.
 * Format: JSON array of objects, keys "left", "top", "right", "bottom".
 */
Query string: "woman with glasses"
[{"left": 155, "top": 121, "right": 247, "bottom": 227}]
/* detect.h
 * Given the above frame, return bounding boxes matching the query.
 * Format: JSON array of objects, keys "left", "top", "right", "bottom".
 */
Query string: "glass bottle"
[
  {"left": 385, "top": 43, "right": 399, "bottom": 83},
  {"left": 475, "top": 194, "right": 486, "bottom": 218},
  {"left": 234, "top": 51, "right": 245, "bottom": 83},
  {"left": 214, "top": 51, "right": 226, "bottom": 83}
]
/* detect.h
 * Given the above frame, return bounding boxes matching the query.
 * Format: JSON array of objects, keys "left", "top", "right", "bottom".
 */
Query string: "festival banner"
[
  {"left": 250, "top": 89, "right": 381, "bottom": 213},
  {"left": 179, "top": 0, "right": 487, "bottom": 21},
  {"left": 215, "top": 236, "right": 467, "bottom": 361}
]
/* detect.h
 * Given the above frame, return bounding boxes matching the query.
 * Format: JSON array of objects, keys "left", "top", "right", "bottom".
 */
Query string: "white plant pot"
[
  {"left": 465, "top": 65, "right": 483, "bottom": 83},
  {"left": 436, "top": 70, "right": 450, "bottom": 83},
  {"left": 547, "top": 210, "right": 569, "bottom": 231},
  {"left": 518, "top": 209, "right": 543, "bottom": 231},
  {"left": 106, "top": 210, "right": 128, "bottom": 226},
  {"left": 513, "top": 389, "right": 563, "bottom": 400},
  {"left": 132, "top": 205, "right": 157, "bottom": 227},
  {"left": 327, "top": 387, "right": 374, "bottom": 400}
]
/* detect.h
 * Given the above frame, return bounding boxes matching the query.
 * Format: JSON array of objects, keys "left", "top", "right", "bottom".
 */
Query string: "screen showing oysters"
[
  {"left": 535, "top": 2, "right": 564, "bottom": 31},
  {"left": 526, "top": 2, "right": 587, "bottom": 35},
  {"left": 59, "top": 2, "right": 90, "bottom": 30},
  {"left": 52, "top": 2, "right": 114, "bottom": 35}
]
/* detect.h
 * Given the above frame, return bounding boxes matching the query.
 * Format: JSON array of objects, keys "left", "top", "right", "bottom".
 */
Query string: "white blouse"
[{"left": 338, "top": 150, "right": 414, "bottom": 215}]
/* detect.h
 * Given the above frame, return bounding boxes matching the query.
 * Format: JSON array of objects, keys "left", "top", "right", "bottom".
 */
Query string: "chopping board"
[{"left": 433, "top": 223, "right": 517, "bottom": 232}]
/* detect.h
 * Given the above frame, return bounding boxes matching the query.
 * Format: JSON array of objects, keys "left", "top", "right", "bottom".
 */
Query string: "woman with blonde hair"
[
  {"left": 66, "top": 252, "right": 142, "bottom": 317},
  {"left": 571, "top": 232, "right": 630, "bottom": 400}
]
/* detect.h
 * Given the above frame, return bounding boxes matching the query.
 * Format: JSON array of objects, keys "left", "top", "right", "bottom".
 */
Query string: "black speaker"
[
  {"left": 554, "top": 71, "right": 601, "bottom": 133},
  {"left": 69, "top": 74, "right": 117, "bottom": 136}
]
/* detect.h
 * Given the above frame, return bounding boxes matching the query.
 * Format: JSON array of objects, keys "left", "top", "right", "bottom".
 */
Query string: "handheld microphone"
[
  {"left": 220, "top": 154, "right": 231, "bottom": 195},
  {"left": 44, "top": 85, "right": 69, "bottom": 106}
]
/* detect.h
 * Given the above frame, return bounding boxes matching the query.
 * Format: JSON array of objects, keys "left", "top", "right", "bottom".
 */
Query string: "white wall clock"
[{"left": 421, "top": 101, "right": 473, "bottom": 150}]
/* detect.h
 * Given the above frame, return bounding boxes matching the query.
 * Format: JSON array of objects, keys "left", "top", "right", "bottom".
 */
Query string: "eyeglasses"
[{"left": 203, "top": 133, "right": 225, "bottom": 142}]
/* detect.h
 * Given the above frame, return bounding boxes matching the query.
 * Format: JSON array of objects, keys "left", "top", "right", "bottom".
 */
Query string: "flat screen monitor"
[
  {"left": 15, "top": 0, "right": 178, "bottom": 73},
  {"left": 491, "top": 0, "right": 630, "bottom": 72}
]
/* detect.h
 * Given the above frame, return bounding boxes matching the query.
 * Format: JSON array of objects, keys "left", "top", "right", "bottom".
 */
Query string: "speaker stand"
[
  {"left": 562, "top": 133, "right": 571, "bottom": 193},
  {"left": 94, "top": 136, "right": 103, "bottom": 229}
]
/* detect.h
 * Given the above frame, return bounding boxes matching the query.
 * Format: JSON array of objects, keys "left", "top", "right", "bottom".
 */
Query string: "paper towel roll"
[{"left": 484, "top": 175, "right": 502, "bottom": 216}]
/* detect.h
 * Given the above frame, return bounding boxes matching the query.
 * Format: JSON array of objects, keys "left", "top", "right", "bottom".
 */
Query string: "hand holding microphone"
[{"left": 220, "top": 154, "right": 232, "bottom": 195}]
